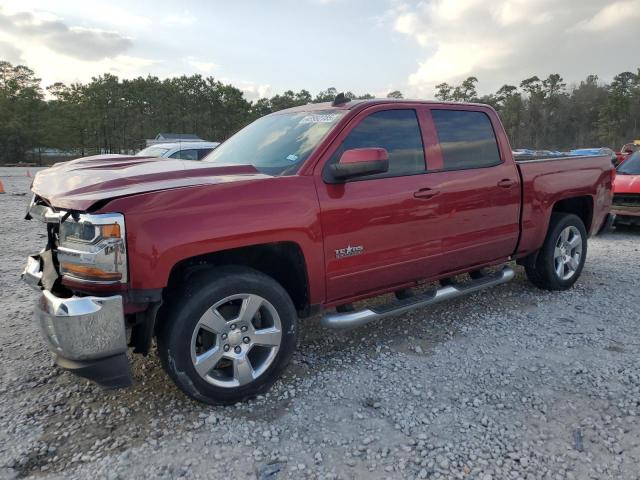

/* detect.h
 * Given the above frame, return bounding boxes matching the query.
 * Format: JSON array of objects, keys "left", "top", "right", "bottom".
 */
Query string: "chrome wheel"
[
  {"left": 190, "top": 293, "right": 282, "bottom": 388},
  {"left": 553, "top": 226, "right": 583, "bottom": 281}
]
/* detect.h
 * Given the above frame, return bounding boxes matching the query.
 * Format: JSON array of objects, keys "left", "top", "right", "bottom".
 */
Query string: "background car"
[
  {"left": 616, "top": 142, "right": 640, "bottom": 165},
  {"left": 136, "top": 141, "right": 220, "bottom": 160},
  {"left": 569, "top": 147, "right": 618, "bottom": 165},
  {"left": 612, "top": 151, "right": 640, "bottom": 225},
  {"left": 512, "top": 149, "right": 560, "bottom": 160}
]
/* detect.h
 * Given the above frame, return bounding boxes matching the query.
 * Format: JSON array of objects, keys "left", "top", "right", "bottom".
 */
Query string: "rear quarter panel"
[
  {"left": 517, "top": 155, "right": 612, "bottom": 255},
  {"left": 99, "top": 176, "right": 325, "bottom": 303}
]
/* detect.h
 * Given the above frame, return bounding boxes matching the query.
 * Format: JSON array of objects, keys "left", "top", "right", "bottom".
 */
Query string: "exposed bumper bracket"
[{"left": 22, "top": 254, "right": 43, "bottom": 291}]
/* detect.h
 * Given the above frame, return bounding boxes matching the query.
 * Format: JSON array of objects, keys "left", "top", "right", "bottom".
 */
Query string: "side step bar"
[{"left": 320, "top": 266, "right": 515, "bottom": 330}]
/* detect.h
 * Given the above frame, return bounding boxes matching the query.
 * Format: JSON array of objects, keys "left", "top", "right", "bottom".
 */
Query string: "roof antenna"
[{"left": 332, "top": 92, "right": 350, "bottom": 106}]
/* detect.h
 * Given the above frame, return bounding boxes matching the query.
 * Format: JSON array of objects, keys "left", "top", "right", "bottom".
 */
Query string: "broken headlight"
[{"left": 58, "top": 213, "right": 127, "bottom": 283}]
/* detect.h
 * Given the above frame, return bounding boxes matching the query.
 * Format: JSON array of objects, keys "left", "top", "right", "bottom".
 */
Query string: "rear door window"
[{"left": 431, "top": 110, "right": 501, "bottom": 170}]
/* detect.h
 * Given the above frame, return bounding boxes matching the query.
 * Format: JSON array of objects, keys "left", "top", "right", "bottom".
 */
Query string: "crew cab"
[{"left": 22, "top": 98, "right": 613, "bottom": 404}]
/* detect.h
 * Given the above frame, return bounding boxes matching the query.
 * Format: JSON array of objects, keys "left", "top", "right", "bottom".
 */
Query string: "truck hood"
[
  {"left": 614, "top": 173, "right": 640, "bottom": 194},
  {"left": 32, "top": 154, "right": 269, "bottom": 211}
]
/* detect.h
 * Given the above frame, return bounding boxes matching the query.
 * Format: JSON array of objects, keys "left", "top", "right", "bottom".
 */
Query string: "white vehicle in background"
[{"left": 136, "top": 141, "right": 220, "bottom": 160}]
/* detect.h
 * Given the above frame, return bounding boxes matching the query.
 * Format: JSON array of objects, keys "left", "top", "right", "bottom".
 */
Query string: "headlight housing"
[{"left": 57, "top": 213, "right": 127, "bottom": 283}]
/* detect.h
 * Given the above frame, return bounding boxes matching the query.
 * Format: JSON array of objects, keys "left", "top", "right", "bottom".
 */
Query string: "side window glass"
[
  {"left": 197, "top": 148, "right": 214, "bottom": 160},
  {"left": 341, "top": 109, "right": 425, "bottom": 177},
  {"left": 431, "top": 110, "right": 501, "bottom": 170},
  {"left": 170, "top": 149, "right": 199, "bottom": 160}
]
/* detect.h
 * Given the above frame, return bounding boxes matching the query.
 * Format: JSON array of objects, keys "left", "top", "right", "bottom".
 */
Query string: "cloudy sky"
[{"left": 0, "top": 0, "right": 638, "bottom": 100}]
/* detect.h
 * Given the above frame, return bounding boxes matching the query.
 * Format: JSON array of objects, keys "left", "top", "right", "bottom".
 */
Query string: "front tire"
[
  {"left": 525, "top": 213, "right": 587, "bottom": 290},
  {"left": 157, "top": 266, "right": 298, "bottom": 404}
]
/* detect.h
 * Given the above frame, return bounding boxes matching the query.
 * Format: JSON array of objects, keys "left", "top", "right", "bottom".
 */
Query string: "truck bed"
[
  {"left": 515, "top": 154, "right": 613, "bottom": 255},
  {"left": 515, "top": 153, "right": 602, "bottom": 163}
]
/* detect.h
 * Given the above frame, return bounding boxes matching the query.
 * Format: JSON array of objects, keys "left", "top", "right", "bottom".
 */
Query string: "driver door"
[{"left": 314, "top": 106, "right": 434, "bottom": 304}]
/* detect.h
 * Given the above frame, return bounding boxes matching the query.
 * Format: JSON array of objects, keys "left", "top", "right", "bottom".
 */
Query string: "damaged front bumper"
[{"left": 22, "top": 255, "right": 132, "bottom": 389}]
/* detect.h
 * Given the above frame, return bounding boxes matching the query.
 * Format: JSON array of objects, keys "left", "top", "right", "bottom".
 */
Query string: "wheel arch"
[
  {"left": 551, "top": 195, "right": 594, "bottom": 233},
  {"left": 517, "top": 197, "right": 593, "bottom": 269},
  {"left": 163, "top": 241, "right": 312, "bottom": 317}
]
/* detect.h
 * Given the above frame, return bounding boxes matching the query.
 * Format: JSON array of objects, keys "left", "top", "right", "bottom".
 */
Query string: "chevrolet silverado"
[{"left": 22, "top": 97, "right": 614, "bottom": 404}]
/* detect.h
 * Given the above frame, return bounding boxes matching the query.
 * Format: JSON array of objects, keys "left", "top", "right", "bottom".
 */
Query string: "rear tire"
[
  {"left": 157, "top": 266, "right": 297, "bottom": 405},
  {"left": 525, "top": 213, "right": 587, "bottom": 290}
]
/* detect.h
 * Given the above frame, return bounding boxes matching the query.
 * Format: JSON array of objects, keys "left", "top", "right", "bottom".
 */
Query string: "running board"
[{"left": 320, "top": 266, "right": 515, "bottom": 330}]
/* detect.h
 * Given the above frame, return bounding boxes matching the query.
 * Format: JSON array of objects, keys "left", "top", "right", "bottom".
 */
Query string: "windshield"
[
  {"left": 136, "top": 146, "right": 170, "bottom": 157},
  {"left": 202, "top": 110, "right": 346, "bottom": 175},
  {"left": 617, "top": 151, "right": 640, "bottom": 175}
]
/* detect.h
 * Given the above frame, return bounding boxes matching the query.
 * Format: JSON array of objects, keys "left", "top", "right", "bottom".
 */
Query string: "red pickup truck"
[{"left": 22, "top": 98, "right": 613, "bottom": 404}]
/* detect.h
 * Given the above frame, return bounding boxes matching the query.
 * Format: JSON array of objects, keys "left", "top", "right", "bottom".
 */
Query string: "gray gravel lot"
[{"left": 1, "top": 166, "right": 639, "bottom": 480}]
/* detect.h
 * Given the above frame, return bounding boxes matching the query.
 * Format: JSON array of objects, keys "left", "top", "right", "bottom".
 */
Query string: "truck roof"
[{"left": 274, "top": 98, "right": 491, "bottom": 114}]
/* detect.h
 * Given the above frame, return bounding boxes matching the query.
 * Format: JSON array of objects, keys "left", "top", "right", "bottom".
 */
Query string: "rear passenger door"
[{"left": 417, "top": 106, "right": 521, "bottom": 275}]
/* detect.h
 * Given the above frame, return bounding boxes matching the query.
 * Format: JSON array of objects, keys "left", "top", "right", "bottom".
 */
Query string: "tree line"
[
  {"left": 0, "top": 59, "right": 638, "bottom": 164},
  {"left": 435, "top": 73, "right": 640, "bottom": 151}
]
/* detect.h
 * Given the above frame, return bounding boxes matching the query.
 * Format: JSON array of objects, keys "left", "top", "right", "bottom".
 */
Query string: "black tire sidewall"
[
  {"left": 537, "top": 213, "right": 588, "bottom": 290},
  {"left": 158, "top": 266, "right": 297, "bottom": 405}
]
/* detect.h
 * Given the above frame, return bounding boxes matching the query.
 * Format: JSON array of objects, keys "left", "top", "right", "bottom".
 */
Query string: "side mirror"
[{"left": 330, "top": 148, "right": 389, "bottom": 180}]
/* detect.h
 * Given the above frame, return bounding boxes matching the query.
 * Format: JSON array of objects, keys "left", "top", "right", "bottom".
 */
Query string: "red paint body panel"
[
  {"left": 516, "top": 156, "right": 613, "bottom": 254},
  {"left": 102, "top": 176, "right": 326, "bottom": 304},
  {"left": 612, "top": 173, "right": 640, "bottom": 218},
  {"left": 614, "top": 173, "right": 640, "bottom": 194},
  {"left": 313, "top": 103, "right": 521, "bottom": 303},
  {"left": 32, "top": 155, "right": 266, "bottom": 211},
  {"left": 339, "top": 147, "right": 388, "bottom": 164},
  {"left": 29, "top": 100, "right": 613, "bottom": 311}
]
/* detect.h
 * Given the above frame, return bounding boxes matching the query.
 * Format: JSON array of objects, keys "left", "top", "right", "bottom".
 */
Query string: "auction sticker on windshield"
[{"left": 299, "top": 113, "right": 341, "bottom": 124}]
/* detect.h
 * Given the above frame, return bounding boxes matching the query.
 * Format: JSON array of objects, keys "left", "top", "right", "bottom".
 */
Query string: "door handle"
[
  {"left": 497, "top": 179, "right": 517, "bottom": 188},
  {"left": 414, "top": 188, "right": 440, "bottom": 199}
]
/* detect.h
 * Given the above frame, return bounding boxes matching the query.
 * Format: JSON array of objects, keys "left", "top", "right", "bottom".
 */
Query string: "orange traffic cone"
[
  {"left": 26, "top": 170, "right": 32, "bottom": 178},
  {"left": 0, "top": 180, "right": 5, "bottom": 194}
]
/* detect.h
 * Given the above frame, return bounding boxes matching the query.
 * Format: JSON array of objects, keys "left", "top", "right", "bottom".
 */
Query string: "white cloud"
[
  {"left": 0, "top": 8, "right": 134, "bottom": 61},
  {"left": 408, "top": 41, "right": 511, "bottom": 88},
  {"left": 0, "top": 0, "right": 151, "bottom": 28},
  {"left": 0, "top": 8, "right": 154, "bottom": 86},
  {"left": 433, "top": 0, "right": 485, "bottom": 21},
  {"left": 76, "top": 2, "right": 152, "bottom": 28},
  {"left": 572, "top": 0, "right": 640, "bottom": 32},
  {"left": 0, "top": 40, "right": 22, "bottom": 63},
  {"left": 164, "top": 10, "right": 196, "bottom": 26},
  {"left": 187, "top": 57, "right": 218, "bottom": 73},
  {"left": 25, "top": 48, "right": 155, "bottom": 87},
  {"left": 238, "top": 82, "right": 273, "bottom": 101},
  {"left": 394, "top": 12, "right": 428, "bottom": 46},
  {"left": 0, "top": 3, "right": 300, "bottom": 103},
  {"left": 388, "top": 0, "right": 640, "bottom": 96},
  {"left": 493, "top": 0, "right": 553, "bottom": 26}
]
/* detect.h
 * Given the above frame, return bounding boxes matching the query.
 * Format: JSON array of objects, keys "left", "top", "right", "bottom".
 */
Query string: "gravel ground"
[{"left": 1, "top": 166, "right": 639, "bottom": 480}]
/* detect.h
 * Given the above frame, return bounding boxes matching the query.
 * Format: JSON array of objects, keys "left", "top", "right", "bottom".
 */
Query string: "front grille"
[{"left": 613, "top": 194, "right": 640, "bottom": 207}]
